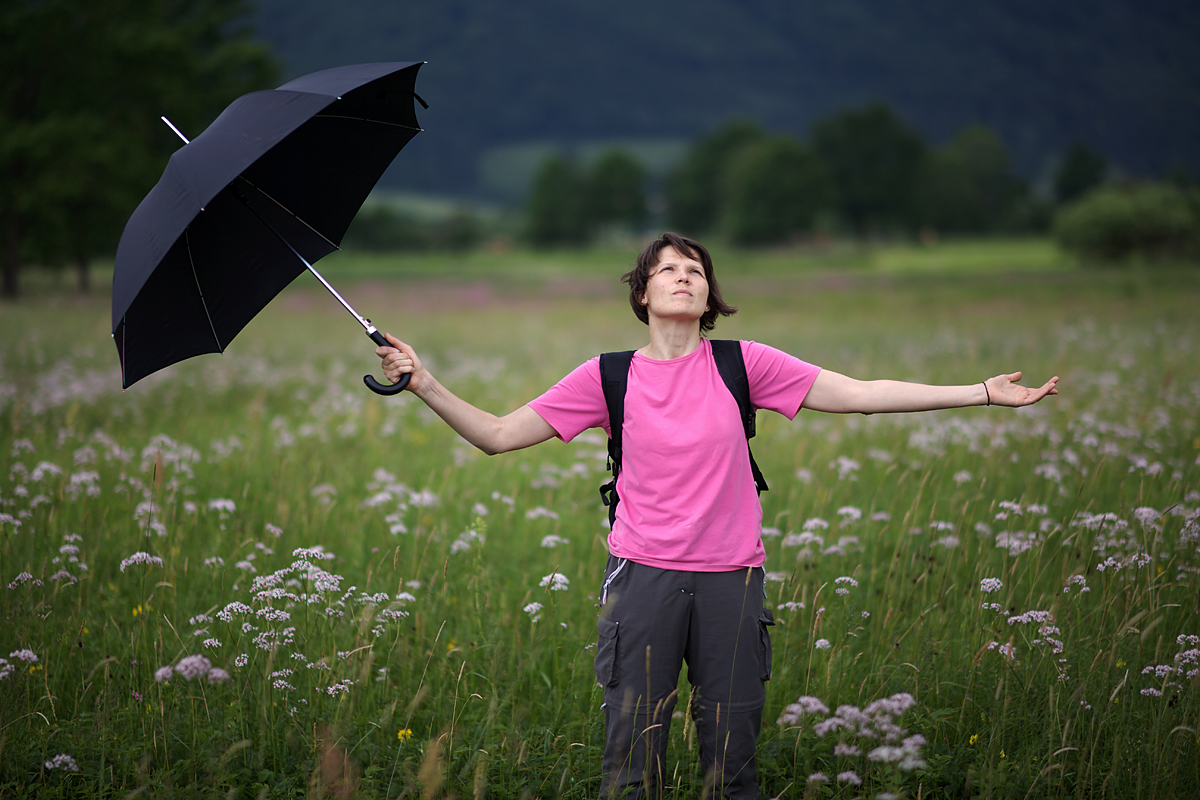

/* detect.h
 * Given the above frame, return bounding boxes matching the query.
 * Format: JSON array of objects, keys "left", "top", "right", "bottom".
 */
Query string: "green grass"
[
  {"left": 1, "top": 259, "right": 1199, "bottom": 798},
  {"left": 867, "top": 237, "right": 1071, "bottom": 274},
  {"left": 15, "top": 237, "right": 1084, "bottom": 301},
  {"left": 258, "top": 235, "right": 1079, "bottom": 282}
]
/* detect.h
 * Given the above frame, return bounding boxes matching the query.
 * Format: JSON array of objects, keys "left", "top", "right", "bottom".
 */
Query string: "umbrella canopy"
[{"left": 112, "top": 61, "right": 424, "bottom": 389}]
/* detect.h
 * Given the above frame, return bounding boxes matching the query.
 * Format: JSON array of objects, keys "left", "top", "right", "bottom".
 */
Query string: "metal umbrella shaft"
[{"left": 164, "top": 117, "right": 407, "bottom": 395}]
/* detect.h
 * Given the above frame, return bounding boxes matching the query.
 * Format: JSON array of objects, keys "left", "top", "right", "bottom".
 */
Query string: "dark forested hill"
[{"left": 251, "top": 0, "right": 1199, "bottom": 199}]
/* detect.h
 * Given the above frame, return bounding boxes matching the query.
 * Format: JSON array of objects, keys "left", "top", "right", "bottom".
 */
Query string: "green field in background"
[{"left": 2, "top": 260, "right": 1198, "bottom": 798}]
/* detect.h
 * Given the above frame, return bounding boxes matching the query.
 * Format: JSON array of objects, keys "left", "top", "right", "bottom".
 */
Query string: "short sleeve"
[
  {"left": 741, "top": 341, "right": 821, "bottom": 420},
  {"left": 527, "top": 357, "right": 610, "bottom": 442}
]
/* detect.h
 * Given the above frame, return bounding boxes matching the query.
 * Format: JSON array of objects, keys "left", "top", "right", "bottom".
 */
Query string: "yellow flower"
[
  {"left": 1000, "top": 750, "right": 1006, "bottom": 759},
  {"left": 397, "top": 729, "right": 413, "bottom": 742},
  {"left": 1116, "top": 660, "right": 1126, "bottom": 667},
  {"left": 969, "top": 734, "right": 978, "bottom": 746},
  {"left": 132, "top": 604, "right": 142, "bottom": 617}
]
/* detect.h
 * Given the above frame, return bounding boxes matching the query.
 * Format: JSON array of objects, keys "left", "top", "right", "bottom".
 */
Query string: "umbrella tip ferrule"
[{"left": 161, "top": 116, "right": 190, "bottom": 144}]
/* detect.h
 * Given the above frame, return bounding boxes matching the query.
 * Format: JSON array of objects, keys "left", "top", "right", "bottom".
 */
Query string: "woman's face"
[{"left": 640, "top": 245, "right": 710, "bottom": 325}]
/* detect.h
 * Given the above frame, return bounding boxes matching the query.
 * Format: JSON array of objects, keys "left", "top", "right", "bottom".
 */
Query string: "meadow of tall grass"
[{"left": 1, "top": 258, "right": 1198, "bottom": 799}]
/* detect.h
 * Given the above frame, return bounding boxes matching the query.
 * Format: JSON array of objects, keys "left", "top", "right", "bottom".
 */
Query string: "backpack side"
[
  {"left": 710, "top": 340, "right": 769, "bottom": 494},
  {"left": 598, "top": 350, "right": 635, "bottom": 528}
]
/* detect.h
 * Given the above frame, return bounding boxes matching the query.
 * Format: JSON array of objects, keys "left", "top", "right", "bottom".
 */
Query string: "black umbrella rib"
[
  {"left": 236, "top": 176, "right": 340, "bottom": 252},
  {"left": 186, "top": 228, "right": 224, "bottom": 351},
  {"left": 312, "top": 114, "right": 422, "bottom": 132}
]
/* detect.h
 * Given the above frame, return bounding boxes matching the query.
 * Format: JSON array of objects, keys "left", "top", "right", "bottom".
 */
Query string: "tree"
[
  {"left": 810, "top": 102, "right": 926, "bottom": 234},
  {"left": 1054, "top": 182, "right": 1198, "bottom": 262},
  {"left": 583, "top": 149, "right": 647, "bottom": 232},
  {"left": 525, "top": 155, "right": 587, "bottom": 247},
  {"left": 722, "top": 137, "right": 834, "bottom": 245},
  {"left": 0, "top": 0, "right": 279, "bottom": 299},
  {"left": 913, "top": 125, "right": 1023, "bottom": 234},
  {"left": 1055, "top": 141, "right": 1108, "bottom": 204},
  {"left": 664, "top": 120, "right": 766, "bottom": 236}
]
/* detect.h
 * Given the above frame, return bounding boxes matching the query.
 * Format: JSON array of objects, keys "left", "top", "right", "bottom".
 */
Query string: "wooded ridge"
[{"left": 252, "top": 0, "right": 1200, "bottom": 196}]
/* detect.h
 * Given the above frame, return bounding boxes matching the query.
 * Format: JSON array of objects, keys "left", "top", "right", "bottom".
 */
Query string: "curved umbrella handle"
[
  {"left": 364, "top": 373, "right": 410, "bottom": 395},
  {"left": 364, "top": 329, "right": 411, "bottom": 395}
]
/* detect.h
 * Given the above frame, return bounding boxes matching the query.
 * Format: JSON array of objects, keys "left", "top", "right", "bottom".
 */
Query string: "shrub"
[{"left": 1054, "top": 183, "right": 1199, "bottom": 262}]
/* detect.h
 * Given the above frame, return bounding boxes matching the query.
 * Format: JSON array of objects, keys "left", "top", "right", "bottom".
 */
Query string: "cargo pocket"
[
  {"left": 594, "top": 616, "right": 620, "bottom": 688},
  {"left": 757, "top": 609, "right": 775, "bottom": 682}
]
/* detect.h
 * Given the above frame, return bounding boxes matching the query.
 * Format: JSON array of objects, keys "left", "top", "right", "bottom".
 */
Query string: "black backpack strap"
[
  {"left": 599, "top": 350, "right": 635, "bottom": 527},
  {"left": 711, "top": 340, "right": 769, "bottom": 494}
]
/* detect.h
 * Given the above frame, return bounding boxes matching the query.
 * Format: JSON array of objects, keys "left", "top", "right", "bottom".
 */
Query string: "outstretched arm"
[
  {"left": 801, "top": 369, "right": 1059, "bottom": 414},
  {"left": 375, "top": 333, "right": 557, "bottom": 455}
]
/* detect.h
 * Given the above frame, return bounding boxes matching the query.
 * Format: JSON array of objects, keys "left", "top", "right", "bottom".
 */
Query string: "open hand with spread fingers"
[{"left": 983, "top": 371, "right": 1059, "bottom": 408}]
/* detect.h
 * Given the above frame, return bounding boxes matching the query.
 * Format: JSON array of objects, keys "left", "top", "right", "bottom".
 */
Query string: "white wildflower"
[
  {"left": 44, "top": 754, "right": 79, "bottom": 772},
  {"left": 837, "top": 506, "right": 863, "bottom": 523},
  {"left": 207, "top": 498, "right": 236, "bottom": 515},
  {"left": 119, "top": 552, "right": 163, "bottom": 572},
  {"left": 539, "top": 573, "right": 569, "bottom": 591},
  {"left": 174, "top": 655, "right": 212, "bottom": 680}
]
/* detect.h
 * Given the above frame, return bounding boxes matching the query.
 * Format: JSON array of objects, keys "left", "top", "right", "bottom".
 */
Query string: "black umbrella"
[{"left": 112, "top": 61, "right": 427, "bottom": 393}]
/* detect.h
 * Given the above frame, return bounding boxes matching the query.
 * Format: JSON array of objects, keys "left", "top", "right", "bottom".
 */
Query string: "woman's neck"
[{"left": 639, "top": 320, "right": 703, "bottom": 361}]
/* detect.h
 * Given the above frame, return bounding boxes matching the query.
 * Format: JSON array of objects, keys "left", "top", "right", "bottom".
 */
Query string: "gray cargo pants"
[{"left": 594, "top": 556, "right": 774, "bottom": 799}]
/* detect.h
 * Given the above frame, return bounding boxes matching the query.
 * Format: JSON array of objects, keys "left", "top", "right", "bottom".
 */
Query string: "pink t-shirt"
[{"left": 528, "top": 339, "right": 821, "bottom": 571}]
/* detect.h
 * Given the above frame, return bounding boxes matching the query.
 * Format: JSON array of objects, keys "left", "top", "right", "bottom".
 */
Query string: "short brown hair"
[{"left": 621, "top": 232, "right": 737, "bottom": 333}]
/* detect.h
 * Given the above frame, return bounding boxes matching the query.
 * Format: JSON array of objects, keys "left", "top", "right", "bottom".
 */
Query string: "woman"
[{"left": 376, "top": 232, "right": 1058, "bottom": 799}]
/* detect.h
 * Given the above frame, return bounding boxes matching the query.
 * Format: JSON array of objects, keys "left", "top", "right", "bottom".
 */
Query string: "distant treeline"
[
  {"left": 504, "top": 103, "right": 1199, "bottom": 262},
  {"left": 346, "top": 107, "right": 1200, "bottom": 263},
  {"left": 3, "top": 0, "right": 1196, "bottom": 303}
]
